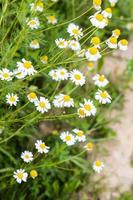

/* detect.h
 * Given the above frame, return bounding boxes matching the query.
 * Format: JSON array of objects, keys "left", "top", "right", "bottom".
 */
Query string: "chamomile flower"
[
  {"left": 80, "top": 99, "right": 97, "bottom": 117},
  {"left": 0, "top": 68, "right": 12, "bottom": 81},
  {"left": 35, "top": 97, "right": 51, "bottom": 113},
  {"left": 73, "top": 129, "right": 86, "bottom": 142},
  {"left": 87, "top": 62, "right": 95, "bottom": 70},
  {"left": 90, "top": 12, "right": 108, "bottom": 29},
  {"left": 85, "top": 47, "right": 101, "bottom": 61},
  {"left": 27, "top": 18, "right": 40, "bottom": 29},
  {"left": 84, "top": 142, "right": 94, "bottom": 151},
  {"left": 90, "top": 36, "right": 101, "bottom": 48},
  {"left": 77, "top": 108, "right": 86, "bottom": 118},
  {"left": 40, "top": 55, "right": 48, "bottom": 64},
  {"left": 53, "top": 94, "right": 74, "bottom": 108},
  {"left": 27, "top": 92, "right": 38, "bottom": 103},
  {"left": 93, "top": 0, "right": 102, "bottom": 10},
  {"left": 93, "top": 74, "right": 109, "bottom": 87},
  {"left": 69, "top": 69, "right": 86, "bottom": 86},
  {"left": 112, "top": 29, "right": 121, "bottom": 38},
  {"left": 108, "top": 0, "right": 118, "bottom": 7},
  {"left": 30, "top": 170, "right": 38, "bottom": 179},
  {"left": 13, "top": 69, "right": 26, "bottom": 79},
  {"left": 67, "top": 23, "right": 83, "bottom": 40},
  {"left": 13, "top": 169, "right": 28, "bottom": 184},
  {"left": 21, "top": 151, "right": 33, "bottom": 163},
  {"left": 47, "top": 15, "right": 57, "bottom": 25},
  {"left": 68, "top": 40, "right": 81, "bottom": 51},
  {"left": 17, "top": 58, "right": 36, "bottom": 76},
  {"left": 95, "top": 89, "right": 112, "bottom": 104},
  {"left": 49, "top": 69, "right": 59, "bottom": 81},
  {"left": 56, "top": 68, "right": 69, "bottom": 81},
  {"left": 93, "top": 160, "right": 104, "bottom": 173},
  {"left": 30, "top": 1, "right": 44, "bottom": 12},
  {"left": 102, "top": 8, "right": 112, "bottom": 18},
  {"left": 118, "top": 39, "right": 128, "bottom": 51},
  {"left": 55, "top": 38, "right": 68, "bottom": 49},
  {"left": 30, "top": 40, "right": 40, "bottom": 49},
  {"left": 6, "top": 93, "right": 19, "bottom": 106},
  {"left": 35, "top": 140, "right": 50, "bottom": 154},
  {"left": 60, "top": 131, "right": 76, "bottom": 146},
  {"left": 106, "top": 36, "right": 117, "bottom": 49}
]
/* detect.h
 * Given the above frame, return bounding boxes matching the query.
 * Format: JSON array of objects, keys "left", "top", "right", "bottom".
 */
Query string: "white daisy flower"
[
  {"left": 106, "top": 36, "right": 117, "bottom": 49},
  {"left": 85, "top": 47, "right": 101, "bottom": 61},
  {"left": 56, "top": 68, "right": 69, "bottom": 81},
  {"left": 87, "top": 62, "right": 95, "bottom": 70},
  {"left": 53, "top": 94, "right": 74, "bottom": 108},
  {"left": 13, "top": 169, "right": 28, "bottom": 184},
  {"left": 69, "top": 69, "right": 86, "bottom": 86},
  {"left": 108, "top": 0, "right": 118, "bottom": 7},
  {"left": 118, "top": 39, "right": 128, "bottom": 51},
  {"left": 6, "top": 93, "right": 19, "bottom": 106},
  {"left": 93, "top": 160, "right": 104, "bottom": 173},
  {"left": 60, "top": 131, "right": 76, "bottom": 146},
  {"left": 13, "top": 69, "right": 26, "bottom": 79},
  {"left": 102, "top": 8, "right": 112, "bottom": 18},
  {"left": 0, "top": 68, "right": 12, "bottom": 81},
  {"left": 93, "top": 0, "right": 102, "bottom": 10},
  {"left": 47, "top": 15, "right": 57, "bottom": 25},
  {"left": 80, "top": 99, "right": 97, "bottom": 117},
  {"left": 77, "top": 108, "right": 86, "bottom": 118},
  {"left": 55, "top": 38, "right": 68, "bottom": 49},
  {"left": 21, "top": 151, "right": 33, "bottom": 163},
  {"left": 84, "top": 142, "right": 94, "bottom": 151},
  {"left": 67, "top": 23, "right": 83, "bottom": 40},
  {"left": 68, "top": 40, "right": 81, "bottom": 51},
  {"left": 17, "top": 58, "right": 36, "bottom": 76},
  {"left": 35, "top": 140, "right": 50, "bottom": 154},
  {"left": 112, "top": 29, "right": 121, "bottom": 38},
  {"left": 30, "top": 40, "right": 40, "bottom": 49},
  {"left": 95, "top": 89, "right": 112, "bottom": 104},
  {"left": 35, "top": 97, "right": 51, "bottom": 113},
  {"left": 49, "top": 69, "right": 59, "bottom": 81},
  {"left": 90, "top": 12, "right": 108, "bottom": 29},
  {"left": 90, "top": 37, "right": 101, "bottom": 49},
  {"left": 93, "top": 74, "right": 109, "bottom": 87},
  {"left": 30, "top": 1, "right": 44, "bottom": 12},
  {"left": 27, "top": 92, "right": 38, "bottom": 103},
  {"left": 27, "top": 17, "right": 40, "bottom": 29},
  {"left": 73, "top": 129, "right": 86, "bottom": 142},
  {"left": 40, "top": 55, "right": 48, "bottom": 64}
]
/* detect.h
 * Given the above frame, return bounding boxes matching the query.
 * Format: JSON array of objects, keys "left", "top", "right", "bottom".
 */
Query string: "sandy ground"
[{"left": 99, "top": 42, "right": 133, "bottom": 199}]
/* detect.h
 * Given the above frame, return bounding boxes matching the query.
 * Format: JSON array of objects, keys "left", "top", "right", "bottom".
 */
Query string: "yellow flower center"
[
  {"left": 41, "top": 55, "right": 48, "bottom": 62},
  {"left": 93, "top": 0, "right": 101, "bottom": 6},
  {"left": 87, "top": 142, "right": 94, "bottom": 150},
  {"left": 100, "top": 91, "right": 107, "bottom": 98},
  {"left": 87, "top": 62, "right": 94, "bottom": 68},
  {"left": 25, "top": 155, "right": 30, "bottom": 159},
  {"left": 63, "top": 95, "right": 70, "bottom": 102},
  {"left": 9, "top": 96, "right": 16, "bottom": 102},
  {"left": 39, "top": 102, "right": 46, "bottom": 108},
  {"left": 120, "top": 39, "right": 128, "bottom": 46},
  {"left": 77, "top": 131, "right": 83, "bottom": 137},
  {"left": 84, "top": 104, "right": 91, "bottom": 111},
  {"left": 36, "top": 1, "right": 43, "bottom": 8},
  {"left": 29, "top": 20, "right": 36, "bottom": 25},
  {"left": 30, "top": 170, "right": 38, "bottom": 178},
  {"left": 74, "top": 74, "right": 81, "bottom": 80},
  {"left": 98, "top": 75, "right": 105, "bottom": 82},
  {"left": 65, "top": 135, "right": 71, "bottom": 141},
  {"left": 96, "top": 14, "right": 104, "bottom": 21},
  {"left": 40, "top": 143, "right": 46, "bottom": 149},
  {"left": 24, "top": 61, "right": 32, "bottom": 69},
  {"left": 109, "top": 37, "right": 117, "bottom": 44},
  {"left": 78, "top": 108, "right": 85, "bottom": 116},
  {"left": 105, "top": 8, "right": 112, "bottom": 14},
  {"left": 3, "top": 73, "right": 10, "bottom": 78},
  {"left": 28, "top": 92, "right": 37, "bottom": 99},
  {"left": 60, "top": 71, "right": 65, "bottom": 75},
  {"left": 72, "top": 28, "right": 79, "bottom": 35},
  {"left": 49, "top": 16, "right": 55, "bottom": 21},
  {"left": 91, "top": 37, "right": 100, "bottom": 45},
  {"left": 31, "top": 40, "right": 38, "bottom": 45},
  {"left": 89, "top": 47, "right": 98, "bottom": 55},
  {"left": 95, "top": 160, "right": 102, "bottom": 167},
  {"left": 59, "top": 41, "right": 65, "bottom": 46},
  {"left": 17, "top": 173, "right": 23, "bottom": 179},
  {"left": 114, "top": 29, "right": 121, "bottom": 36}
]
